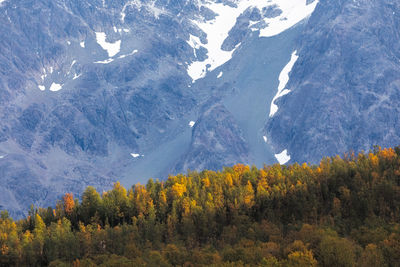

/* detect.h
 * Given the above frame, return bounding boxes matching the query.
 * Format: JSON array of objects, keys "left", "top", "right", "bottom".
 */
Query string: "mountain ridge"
[{"left": 2, "top": 0, "right": 399, "bottom": 219}]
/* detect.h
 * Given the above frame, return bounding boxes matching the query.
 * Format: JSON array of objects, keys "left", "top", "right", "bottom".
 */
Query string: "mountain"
[
  {"left": 0, "top": 0, "right": 399, "bottom": 217},
  {"left": 266, "top": 0, "right": 400, "bottom": 164}
]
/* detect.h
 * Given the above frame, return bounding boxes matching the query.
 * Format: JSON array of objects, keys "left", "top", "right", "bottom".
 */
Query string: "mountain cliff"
[
  {"left": 1, "top": 0, "right": 399, "bottom": 217},
  {"left": 266, "top": 0, "right": 400, "bottom": 163}
]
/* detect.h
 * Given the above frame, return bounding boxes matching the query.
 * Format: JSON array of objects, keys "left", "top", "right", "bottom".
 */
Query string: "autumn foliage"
[
  {"left": 0, "top": 146, "right": 399, "bottom": 266},
  {"left": 63, "top": 193, "right": 75, "bottom": 216}
]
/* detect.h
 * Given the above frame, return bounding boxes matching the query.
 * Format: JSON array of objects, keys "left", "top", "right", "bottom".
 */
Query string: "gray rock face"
[
  {"left": 0, "top": 0, "right": 202, "bottom": 217},
  {"left": 1, "top": 0, "right": 398, "bottom": 217},
  {"left": 2, "top": 0, "right": 304, "bottom": 217},
  {"left": 266, "top": 0, "right": 400, "bottom": 164},
  {"left": 174, "top": 102, "right": 250, "bottom": 172}
]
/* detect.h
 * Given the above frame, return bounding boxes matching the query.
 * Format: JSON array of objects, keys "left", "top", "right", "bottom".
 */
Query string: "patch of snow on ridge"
[
  {"left": 68, "top": 60, "right": 77, "bottom": 74},
  {"left": 38, "top": 85, "right": 45, "bottom": 91},
  {"left": 189, "top": 121, "right": 196, "bottom": 127},
  {"left": 117, "top": 28, "right": 130, "bottom": 33},
  {"left": 257, "top": 0, "right": 319, "bottom": 37},
  {"left": 94, "top": 58, "right": 115, "bottom": 64},
  {"left": 187, "top": 0, "right": 318, "bottom": 82},
  {"left": 188, "top": 1, "right": 269, "bottom": 82},
  {"left": 187, "top": 34, "right": 202, "bottom": 50},
  {"left": 95, "top": 32, "right": 121, "bottom": 57},
  {"left": 187, "top": 34, "right": 202, "bottom": 57},
  {"left": 217, "top": 71, "right": 223, "bottom": 78},
  {"left": 263, "top": 136, "right": 268, "bottom": 143},
  {"left": 269, "top": 50, "right": 298, "bottom": 117},
  {"left": 49, "top": 83, "right": 63, "bottom": 92},
  {"left": 40, "top": 68, "right": 47, "bottom": 81},
  {"left": 80, "top": 41, "right": 85, "bottom": 48},
  {"left": 131, "top": 153, "right": 144, "bottom": 158},
  {"left": 118, "top": 49, "right": 138, "bottom": 59},
  {"left": 95, "top": 50, "right": 138, "bottom": 64},
  {"left": 275, "top": 149, "right": 290, "bottom": 164}
]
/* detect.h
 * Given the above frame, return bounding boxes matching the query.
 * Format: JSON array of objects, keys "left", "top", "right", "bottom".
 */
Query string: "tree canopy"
[{"left": 0, "top": 146, "right": 399, "bottom": 266}]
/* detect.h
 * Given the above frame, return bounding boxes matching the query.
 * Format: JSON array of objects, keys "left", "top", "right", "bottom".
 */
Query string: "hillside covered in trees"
[{"left": 1, "top": 147, "right": 400, "bottom": 266}]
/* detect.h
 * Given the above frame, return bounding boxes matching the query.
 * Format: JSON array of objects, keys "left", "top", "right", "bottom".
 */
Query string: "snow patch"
[
  {"left": 275, "top": 149, "right": 291, "bottom": 164},
  {"left": 95, "top": 32, "right": 121, "bottom": 57},
  {"left": 49, "top": 83, "right": 63, "bottom": 92},
  {"left": 38, "top": 85, "right": 45, "bottom": 91},
  {"left": 118, "top": 49, "right": 138, "bottom": 59},
  {"left": 131, "top": 153, "right": 144, "bottom": 158},
  {"left": 189, "top": 121, "right": 196, "bottom": 128},
  {"left": 257, "top": 0, "right": 319, "bottom": 38},
  {"left": 94, "top": 58, "right": 115, "bottom": 64},
  {"left": 217, "top": 71, "right": 223, "bottom": 78},
  {"left": 67, "top": 60, "right": 77, "bottom": 74},
  {"left": 263, "top": 136, "right": 268, "bottom": 143},
  {"left": 188, "top": 0, "right": 276, "bottom": 82},
  {"left": 187, "top": 34, "right": 202, "bottom": 58},
  {"left": 0, "top": 155, "right": 5, "bottom": 159},
  {"left": 116, "top": 28, "right": 130, "bottom": 33},
  {"left": 73, "top": 73, "right": 82, "bottom": 80},
  {"left": 40, "top": 68, "right": 47, "bottom": 81},
  {"left": 80, "top": 41, "right": 85, "bottom": 48},
  {"left": 67, "top": 41, "right": 71, "bottom": 45},
  {"left": 269, "top": 50, "right": 298, "bottom": 117},
  {"left": 95, "top": 50, "right": 138, "bottom": 64},
  {"left": 94, "top": 49, "right": 138, "bottom": 64},
  {"left": 187, "top": 0, "right": 318, "bottom": 82},
  {"left": 187, "top": 34, "right": 202, "bottom": 50}
]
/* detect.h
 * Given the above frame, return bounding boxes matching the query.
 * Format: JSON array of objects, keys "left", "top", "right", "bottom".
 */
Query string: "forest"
[{"left": 0, "top": 147, "right": 399, "bottom": 266}]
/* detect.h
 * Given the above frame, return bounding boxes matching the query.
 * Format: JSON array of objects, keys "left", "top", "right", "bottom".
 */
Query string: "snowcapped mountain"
[{"left": 1, "top": 0, "right": 398, "bottom": 217}]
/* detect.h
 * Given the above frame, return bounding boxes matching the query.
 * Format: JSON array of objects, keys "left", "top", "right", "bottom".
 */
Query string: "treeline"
[{"left": 1, "top": 147, "right": 400, "bottom": 266}]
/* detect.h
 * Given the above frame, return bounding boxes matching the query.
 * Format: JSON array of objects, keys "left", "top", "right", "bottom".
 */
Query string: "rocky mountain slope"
[
  {"left": 266, "top": 0, "right": 400, "bottom": 164},
  {"left": 1, "top": 0, "right": 398, "bottom": 217}
]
